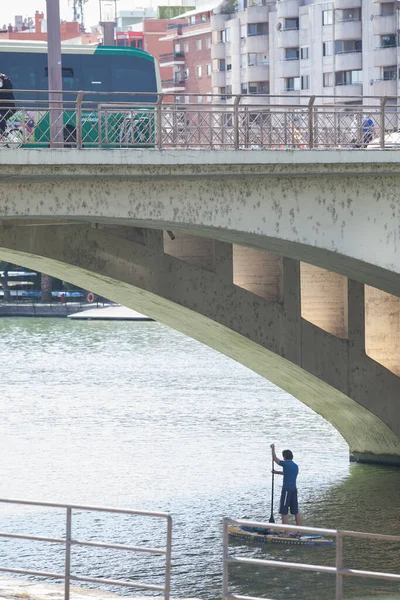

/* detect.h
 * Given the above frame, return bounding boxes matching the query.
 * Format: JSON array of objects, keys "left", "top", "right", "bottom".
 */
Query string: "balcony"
[
  {"left": 246, "top": 64, "right": 270, "bottom": 81},
  {"left": 279, "top": 28, "right": 299, "bottom": 48},
  {"left": 279, "top": 59, "right": 299, "bottom": 78},
  {"left": 335, "top": 51, "right": 362, "bottom": 71},
  {"left": 334, "top": 19, "right": 361, "bottom": 40},
  {"left": 246, "top": 5, "right": 269, "bottom": 24},
  {"left": 372, "top": 15, "right": 397, "bottom": 37},
  {"left": 211, "top": 41, "right": 226, "bottom": 60},
  {"left": 212, "top": 70, "right": 226, "bottom": 87},
  {"left": 334, "top": 0, "right": 361, "bottom": 8},
  {"left": 159, "top": 51, "right": 185, "bottom": 66},
  {"left": 372, "top": 78, "right": 397, "bottom": 96},
  {"left": 276, "top": 0, "right": 300, "bottom": 19},
  {"left": 210, "top": 13, "right": 229, "bottom": 30},
  {"left": 374, "top": 45, "right": 397, "bottom": 67},
  {"left": 334, "top": 82, "right": 362, "bottom": 98},
  {"left": 161, "top": 75, "right": 186, "bottom": 91},
  {"left": 245, "top": 34, "right": 269, "bottom": 52}
]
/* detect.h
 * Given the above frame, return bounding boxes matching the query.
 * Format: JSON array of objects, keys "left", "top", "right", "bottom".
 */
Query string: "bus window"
[
  {"left": 130, "top": 40, "right": 136, "bottom": 48},
  {"left": 137, "top": 40, "right": 143, "bottom": 49},
  {"left": 117, "top": 39, "right": 126, "bottom": 46}
]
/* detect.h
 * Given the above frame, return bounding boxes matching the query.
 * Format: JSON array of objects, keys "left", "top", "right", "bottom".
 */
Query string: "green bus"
[{"left": 0, "top": 41, "right": 160, "bottom": 147}]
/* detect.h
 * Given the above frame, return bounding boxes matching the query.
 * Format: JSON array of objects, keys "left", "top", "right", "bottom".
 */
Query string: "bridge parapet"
[{"left": 1, "top": 91, "right": 400, "bottom": 150}]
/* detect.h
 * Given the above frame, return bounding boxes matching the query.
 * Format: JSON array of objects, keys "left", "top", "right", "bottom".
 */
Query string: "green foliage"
[
  {"left": 157, "top": 5, "right": 194, "bottom": 19},
  {"left": 220, "top": 0, "right": 238, "bottom": 14}
]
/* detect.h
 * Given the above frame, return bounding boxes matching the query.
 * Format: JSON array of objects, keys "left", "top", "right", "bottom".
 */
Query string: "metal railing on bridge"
[
  {"left": 0, "top": 498, "right": 172, "bottom": 600},
  {"left": 1, "top": 91, "right": 400, "bottom": 150},
  {"left": 222, "top": 518, "right": 400, "bottom": 600}
]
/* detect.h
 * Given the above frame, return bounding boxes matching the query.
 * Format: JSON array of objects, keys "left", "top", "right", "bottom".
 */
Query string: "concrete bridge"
[{"left": 1, "top": 149, "right": 399, "bottom": 464}]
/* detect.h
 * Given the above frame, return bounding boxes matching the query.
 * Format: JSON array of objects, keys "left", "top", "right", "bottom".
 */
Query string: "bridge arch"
[{"left": 1, "top": 225, "right": 399, "bottom": 464}]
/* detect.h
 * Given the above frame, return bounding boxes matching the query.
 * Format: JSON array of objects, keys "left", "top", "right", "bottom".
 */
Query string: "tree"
[{"left": 41, "top": 273, "right": 53, "bottom": 303}]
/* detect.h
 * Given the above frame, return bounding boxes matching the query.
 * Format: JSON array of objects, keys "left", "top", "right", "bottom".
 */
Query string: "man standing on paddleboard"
[{"left": 270, "top": 443, "right": 301, "bottom": 528}]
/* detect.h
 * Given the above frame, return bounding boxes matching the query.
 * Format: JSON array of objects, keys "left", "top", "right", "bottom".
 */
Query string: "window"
[
  {"left": 226, "top": 85, "right": 232, "bottom": 97},
  {"left": 248, "top": 53, "right": 268, "bottom": 66},
  {"left": 301, "top": 75, "right": 309, "bottom": 90},
  {"left": 284, "top": 18, "right": 299, "bottom": 31},
  {"left": 381, "top": 35, "right": 397, "bottom": 48},
  {"left": 383, "top": 66, "right": 397, "bottom": 80},
  {"left": 184, "top": 68, "right": 189, "bottom": 79},
  {"left": 381, "top": 3, "right": 395, "bottom": 16},
  {"left": 249, "top": 81, "right": 269, "bottom": 94},
  {"left": 190, "top": 16, "right": 196, "bottom": 25},
  {"left": 175, "top": 96, "right": 181, "bottom": 104},
  {"left": 300, "top": 47, "right": 309, "bottom": 60},
  {"left": 241, "top": 83, "right": 248, "bottom": 94},
  {"left": 225, "top": 28, "right": 231, "bottom": 42},
  {"left": 185, "top": 95, "right": 190, "bottom": 103},
  {"left": 137, "top": 39, "right": 143, "bottom": 49},
  {"left": 247, "top": 22, "right": 268, "bottom": 36},
  {"left": 285, "top": 47, "right": 299, "bottom": 60},
  {"left": 198, "top": 95, "right": 203, "bottom": 103},
  {"left": 219, "top": 86, "right": 226, "bottom": 100},
  {"left": 227, "top": 63, "right": 232, "bottom": 71},
  {"left": 335, "top": 39, "right": 362, "bottom": 54},
  {"left": 335, "top": 69, "right": 362, "bottom": 86},
  {"left": 323, "top": 41, "right": 334, "bottom": 56},
  {"left": 322, "top": 10, "right": 333, "bottom": 25},
  {"left": 219, "top": 59, "right": 226, "bottom": 71},
  {"left": 201, "top": 13, "right": 207, "bottom": 22},
  {"left": 285, "top": 77, "right": 300, "bottom": 91},
  {"left": 206, "top": 63, "right": 211, "bottom": 76},
  {"left": 323, "top": 72, "right": 333, "bottom": 87},
  {"left": 197, "top": 65, "right": 202, "bottom": 77},
  {"left": 184, "top": 42, "right": 189, "bottom": 53},
  {"left": 206, "top": 37, "right": 211, "bottom": 49},
  {"left": 207, "top": 95, "right": 212, "bottom": 102},
  {"left": 240, "top": 24, "right": 246, "bottom": 39},
  {"left": 336, "top": 8, "right": 361, "bottom": 22},
  {"left": 196, "top": 39, "right": 202, "bottom": 51}
]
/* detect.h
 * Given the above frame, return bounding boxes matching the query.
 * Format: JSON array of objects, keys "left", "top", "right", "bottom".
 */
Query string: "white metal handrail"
[
  {"left": 223, "top": 518, "right": 400, "bottom": 600},
  {"left": 0, "top": 498, "right": 173, "bottom": 600}
]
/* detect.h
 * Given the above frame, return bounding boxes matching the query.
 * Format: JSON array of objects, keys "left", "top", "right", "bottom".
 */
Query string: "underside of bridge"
[{"left": 1, "top": 220, "right": 399, "bottom": 464}]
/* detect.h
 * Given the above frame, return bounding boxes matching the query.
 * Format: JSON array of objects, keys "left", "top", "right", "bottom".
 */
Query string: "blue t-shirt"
[
  {"left": 362, "top": 117, "right": 374, "bottom": 133},
  {"left": 279, "top": 460, "right": 298, "bottom": 489}
]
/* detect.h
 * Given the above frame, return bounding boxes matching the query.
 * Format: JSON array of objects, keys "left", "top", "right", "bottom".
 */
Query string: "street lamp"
[{"left": 46, "top": 0, "right": 64, "bottom": 147}]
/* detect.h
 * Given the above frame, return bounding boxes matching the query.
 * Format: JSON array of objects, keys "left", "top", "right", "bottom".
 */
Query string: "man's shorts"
[{"left": 279, "top": 487, "right": 298, "bottom": 515}]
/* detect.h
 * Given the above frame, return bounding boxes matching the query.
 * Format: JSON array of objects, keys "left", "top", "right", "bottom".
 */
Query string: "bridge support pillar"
[
  {"left": 300, "top": 263, "right": 348, "bottom": 339},
  {"left": 232, "top": 246, "right": 283, "bottom": 301},
  {"left": 365, "top": 287, "right": 400, "bottom": 376}
]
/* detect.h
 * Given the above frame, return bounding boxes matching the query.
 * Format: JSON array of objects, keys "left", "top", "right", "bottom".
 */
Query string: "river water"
[{"left": 0, "top": 318, "right": 398, "bottom": 600}]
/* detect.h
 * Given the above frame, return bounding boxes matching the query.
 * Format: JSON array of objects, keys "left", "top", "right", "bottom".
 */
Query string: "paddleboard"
[{"left": 228, "top": 524, "right": 334, "bottom": 547}]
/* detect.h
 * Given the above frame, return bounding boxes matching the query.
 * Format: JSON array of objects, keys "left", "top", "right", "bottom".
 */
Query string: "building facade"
[{"left": 210, "top": 0, "right": 400, "bottom": 105}]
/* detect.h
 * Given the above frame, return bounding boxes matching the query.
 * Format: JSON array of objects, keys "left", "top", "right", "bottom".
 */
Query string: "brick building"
[
  {"left": 0, "top": 11, "right": 100, "bottom": 44},
  {"left": 159, "top": 9, "right": 214, "bottom": 104}
]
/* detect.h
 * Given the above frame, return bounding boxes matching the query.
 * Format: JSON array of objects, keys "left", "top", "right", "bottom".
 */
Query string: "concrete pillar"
[
  {"left": 348, "top": 278, "right": 366, "bottom": 401},
  {"left": 232, "top": 245, "right": 283, "bottom": 301},
  {"left": 281, "top": 257, "right": 301, "bottom": 365},
  {"left": 163, "top": 232, "right": 215, "bottom": 270},
  {"left": 365, "top": 286, "right": 400, "bottom": 376},
  {"left": 300, "top": 263, "right": 348, "bottom": 339}
]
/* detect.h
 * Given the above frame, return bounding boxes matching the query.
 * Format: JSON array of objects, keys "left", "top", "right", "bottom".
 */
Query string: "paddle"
[{"left": 269, "top": 454, "right": 275, "bottom": 523}]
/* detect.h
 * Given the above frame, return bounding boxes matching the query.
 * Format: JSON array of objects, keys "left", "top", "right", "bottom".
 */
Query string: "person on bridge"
[
  {"left": 270, "top": 443, "right": 301, "bottom": 529},
  {"left": 361, "top": 113, "right": 375, "bottom": 148},
  {"left": 0, "top": 73, "right": 15, "bottom": 138}
]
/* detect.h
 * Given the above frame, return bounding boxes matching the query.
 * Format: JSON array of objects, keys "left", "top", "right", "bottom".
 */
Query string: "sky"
[{"left": 1, "top": 1, "right": 136, "bottom": 30}]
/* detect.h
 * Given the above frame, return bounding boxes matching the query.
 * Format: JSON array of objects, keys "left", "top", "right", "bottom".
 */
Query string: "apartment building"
[
  {"left": 159, "top": 9, "right": 213, "bottom": 103},
  {"left": 210, "top": 0, "right": 400, "bottom": 105}
]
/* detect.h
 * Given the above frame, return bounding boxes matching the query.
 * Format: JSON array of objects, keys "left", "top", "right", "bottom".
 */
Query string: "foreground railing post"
[
  {"left": 156, "top": 93, "right": 164, "bottom": 150},
  {"left": 222, "top": 518, "right": 229, "bottom": 600},
  {"left": 76, "top": 91, "right": 84, "bottom": 149},
  {"left": 335, "top": 530, "right": 343, "bottom": 600},
  {"left": 380, "top": 96, "right": 387, "bottom": 149},
  {"left": 64, "top": 507, "right": 72, "bottom": 600},
  {"left": 164, "top": 516, "right": 172, "bottom": 600},
  {"left": 233, "top": 95, "right": 242, "bottom": 150},
  {"left": 308, "top": 95, "right": 316, "bottom": 148}
]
